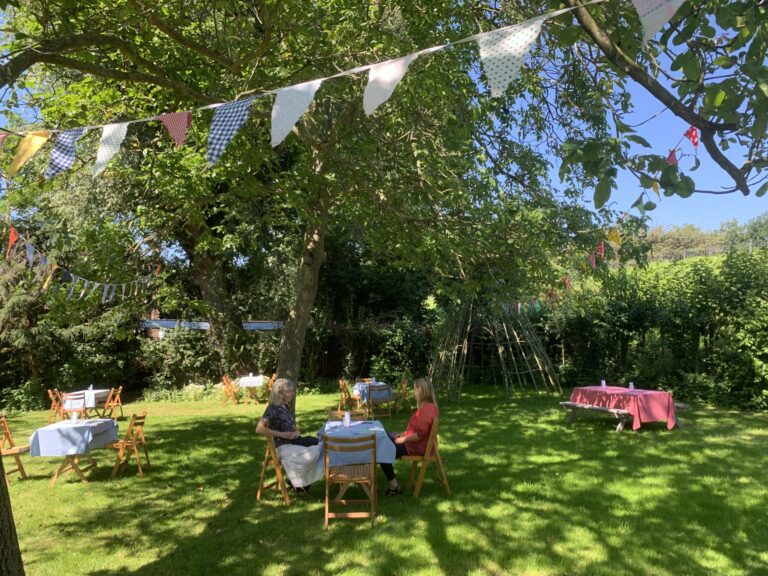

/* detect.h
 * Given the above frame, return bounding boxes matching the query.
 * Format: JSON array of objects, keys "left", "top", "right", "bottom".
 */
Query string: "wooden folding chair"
[
  {"left": 393, "top": 377, "right": 412, "bottom": 415},
  {"left": 97, "top": 387, "right": 116, "bottom": 418},
  {"left": 1, "top": 416, "right": 30, "bottom": 485},
  {"left": 60, "top": 391, "right": 90, "bottom": 419},
  {"left": 47, "top": 388, "right": 63, "bottom": 422},
  {"left": 337, "top": 379, "right": 359, "bottom": 411},
  {"left": 107, "top": 412, "right": 150, "bottom": 479},
  {"left": 324, "top": 434, "right": 376, "bottom": 528},
  {"left": 401, "top": 415, "right": 450, "bottom": 498},
  {"left": 104, "top": 385, "right": 124, "bottom": 418},
  {"left": 222, "top": 374, "right": 239, "bottom": 405},
  {"left": 256, "top": 436, "right": 291, "bottom": 506},
  {"left": 367, "top": 382, "right": 392, "bottom": 419},
  {"left": 327, "top": 409, "right": 368, "bottom": 422}
]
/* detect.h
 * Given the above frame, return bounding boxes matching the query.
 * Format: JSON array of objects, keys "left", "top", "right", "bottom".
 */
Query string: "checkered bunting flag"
[
  {"left": 207, "top": 96, "right": 256, "bottom": 165},
  {"left": 44, "top": 127, "right": 86, "bottom": 179},
  {"left": 156, "top": 111, "right": 192, "bottom": 147},
  {"left": 476, "top": 16, "right": 546, "bottom": 98},
  {"left": 93, "top": 123, "right": 129, "bottom": 177}
]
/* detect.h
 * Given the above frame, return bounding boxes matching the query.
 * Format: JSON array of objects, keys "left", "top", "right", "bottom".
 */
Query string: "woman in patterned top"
[{"left": 256, "top": 378, "right": 321, "bottom": 492}]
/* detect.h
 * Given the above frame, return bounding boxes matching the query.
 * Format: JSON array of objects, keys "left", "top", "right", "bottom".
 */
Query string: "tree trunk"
[
  {"left": 176, "top": 225, "right": 247, "bottom": 373},
  {"left": 0, "top": 458, "right": 26, "bottom": 576},
  {"left": 276, "top": 211, "right": 327, "bottom": 385}
]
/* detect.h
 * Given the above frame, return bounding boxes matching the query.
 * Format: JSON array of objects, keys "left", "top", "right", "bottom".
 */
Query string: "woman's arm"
[
  {"left": 256, "top": 417, "right": 299, "bottom": 440},
  {"left": 395, "top": 432, "right": 419, "bottom": 444}
]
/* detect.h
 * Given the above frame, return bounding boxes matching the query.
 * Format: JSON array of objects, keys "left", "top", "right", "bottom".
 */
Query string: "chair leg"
[
  {"left": 435, "top": 452, "right": 450, "bottom": 496},
  {"left": 406, "top": 461, "right": 418, "bottom": 491},
  {"left": 274, "top": 460, "right": 290, "bottom": 505},
  {"left": 134, "top": 445, "right": 143, "bottom": 476},
  {"left": 412, "top": 459, "right": 431, "bottom": 498},
  {"left": 256, "top": 449, "right": 269, "bottom": 501},
  {"left": 142, "top": 443, "right": 151, "bottom": 467},
  {"left": 110, "top": 448, "right": 126, "bottom": 479},
  {"left": 13, "top": 455, "right": 27, "bottom": 480}
]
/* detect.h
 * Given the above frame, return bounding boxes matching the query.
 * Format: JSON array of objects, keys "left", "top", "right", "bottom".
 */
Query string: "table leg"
[
  {"left": 615, "top": 415, "right": 627, "bottom": 433},
  {"left": 567, "top": 408, "right": 578, "bottom": 424}
]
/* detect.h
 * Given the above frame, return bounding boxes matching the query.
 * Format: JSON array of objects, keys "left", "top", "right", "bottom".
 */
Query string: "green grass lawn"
[{"left": 5, "top": 391, "right": 768, "bottom": 576}]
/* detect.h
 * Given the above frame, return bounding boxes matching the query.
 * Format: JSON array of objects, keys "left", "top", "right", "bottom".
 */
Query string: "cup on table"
[
  {"left": 600, "top": 379, "right": 606, "bottom": 387},
  {"left": 629, "top": 381, "right": 635, "bottom": 390},
  {"left": 343, "top": 411, "right": 351, "bottom": 427},
  {"left": 70, "top": 412, "right": 79, "bottom": 421}
]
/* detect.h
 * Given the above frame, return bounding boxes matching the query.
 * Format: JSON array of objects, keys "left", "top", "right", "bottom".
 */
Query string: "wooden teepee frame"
[{"left": 429, "top": 299, "right": 561, "bottom": 402}]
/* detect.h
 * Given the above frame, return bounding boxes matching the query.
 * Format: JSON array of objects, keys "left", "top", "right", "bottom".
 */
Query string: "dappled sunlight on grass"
[{"left": 4, "top": 390, "right": 768, "bottom": 575}]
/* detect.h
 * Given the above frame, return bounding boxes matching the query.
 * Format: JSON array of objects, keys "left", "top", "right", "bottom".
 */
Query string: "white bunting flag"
[
  {"left": 93, "top": 123, "right": 129, "bottom": 177},
  {"left": 363, "top": 54, "right": 419, "bottom": 116},
  {"left": 476, "top": 16, "right": 545, "bottom": 98},
  {"left": 631, "top": 0, "right": 685, "bottom": 44},
  {"left": 270, "top": 79, "right": 324, "bottom": 147}
]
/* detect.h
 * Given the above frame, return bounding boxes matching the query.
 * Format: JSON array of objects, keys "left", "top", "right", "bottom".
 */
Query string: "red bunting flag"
[
  {"left": 684, "top": 126, "right": 699, "bottom": 149},
  {"left": 666, "top": 148, "right": 678, "bottom": 165},
  {"left": 597, "top": 240, "right": 605, "bottom": 259},
  {"left": 156, "top": 111, "right": 192, "bottom": 147},
  {"left": 6, "top": 226, "right": 19, "bottom": 259},
  {"left": 588, "top": 252, "right": 596, "bottom": 270},
  {"left": 548, "top": 287, "right": 558, "bottom": 303},
  {"left": 563, "top": 276, "right": 572, "bottom": 291}
]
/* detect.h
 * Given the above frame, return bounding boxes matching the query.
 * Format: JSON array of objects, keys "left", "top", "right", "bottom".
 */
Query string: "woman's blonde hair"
[
  {"left": 269, "top": 378, "right": 294, "bottom": 406},
  {"left": 413, "top": 377, "right": 436, "bottom": 406}
]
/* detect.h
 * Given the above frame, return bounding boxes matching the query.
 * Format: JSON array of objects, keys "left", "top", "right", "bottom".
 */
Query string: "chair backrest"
[
  {"left": 122, "top": 412, "right": 148, "bottom": 445},
  {"left": 0, "top": 416, "right": 17, "bottom": 451},
  {"left": 324, "top": 434, "right": 377, "bottom": 470},
  {"left": 61, "top": 391, "right": 86, "bottom": 413},
  {"left": 327, "top": 410, "right": 368, "bottom": 422},
  {"left": 102, "top": 387, "right": 116, "bottom": 408},
  {"left": 113, "top": 385, "right": 123, "bottom": 405},
  {"left": 267, "top": 373, "right": 277, "bottom": 393},
  {"left": 47, "top": 388, "right": 60, "bottom": 406},
  {"left": 421, "top": 415, "right": 440, "bottom": 459},
  {"left": 338, "top": 379, "right": 353, "bottom": 409},
  {"left": 367, "top": 383, "right": 392, "bottom": 418},
  {"left": 356, "top": 377, "right": 373, "bottom": 384}
]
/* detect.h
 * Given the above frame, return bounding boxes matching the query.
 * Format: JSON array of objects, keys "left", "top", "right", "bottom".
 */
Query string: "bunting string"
[{"left": 0, "top": 0, "right": 687, "bottom": 181}]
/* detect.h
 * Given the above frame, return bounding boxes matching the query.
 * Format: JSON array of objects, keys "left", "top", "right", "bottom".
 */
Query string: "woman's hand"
[
  {"left": 286, "top": 430, "right": 300, "bottom": 440},
  {"left": 395, "top": 434, "right": 407, "bottom": 445}
]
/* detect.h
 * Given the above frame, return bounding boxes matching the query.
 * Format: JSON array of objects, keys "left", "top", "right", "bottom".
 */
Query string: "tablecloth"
[{"left": 569, "top": 386, "right": 677, "bottom": 430}]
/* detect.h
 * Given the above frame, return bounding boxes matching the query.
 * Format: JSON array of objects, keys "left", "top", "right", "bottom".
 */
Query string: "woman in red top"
[{"left": 380, "top": 377, "right": 438, "bottom": 495}]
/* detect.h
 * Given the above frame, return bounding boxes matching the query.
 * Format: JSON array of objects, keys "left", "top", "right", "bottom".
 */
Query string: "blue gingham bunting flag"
[
  {"left": 207, "top": 96, "right": 256, "bottom": 165},
  {"left": 24, "top": 241, "right": 35, "bottom": 268},
  {"left": 44, "top": 127, "right": 86, "bottom": 179}
]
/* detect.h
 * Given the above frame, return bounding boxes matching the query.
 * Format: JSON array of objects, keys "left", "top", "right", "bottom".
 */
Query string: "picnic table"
[
  {"left": 561, "top": 385, "right": 678, "bottom": 432},
  {"left": 30, "top": 418, "right": 119, "bottom": 485},
  {"left": 318, "top": 420, "right": 395, "bottom": 466}
]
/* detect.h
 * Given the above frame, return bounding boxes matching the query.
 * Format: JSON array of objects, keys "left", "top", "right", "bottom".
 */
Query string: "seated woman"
[
  {"left": 380, "top": 377, "right": 438, "bottom": 496},
  {"left": 256, "top": 378, "right": 322, "bottom": 493}
]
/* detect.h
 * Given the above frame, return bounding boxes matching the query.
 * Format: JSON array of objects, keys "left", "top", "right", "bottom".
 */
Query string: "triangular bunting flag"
[
  {"left": 363, "top": 54, "right": 419, "bottom": 116},
  {"left": 597, "top": 240, "right": 605, "bottom": 259},
  {"left": 89, "top": 282, "right": 101, "bottom": 298},
  {"left": 121, "top": 284, "right": 127, "bottom": 300},
  {"left": 564, "top": 276, "right": 572, "bottom": 291},
  {"left": 42, "top": 266, "right": 58, "bottom": 290},
  {"left": 101, "top": 284, "right": 110, "bottom": 304},
  {"left": 7, "top": 131, "right": 50, "bottom": 178},
  {"left": 684, "top": 125, "right": 699, "bottom": 149},
  {"left": 588, "top": 253, "right": 596, "bottom": 270},
  {"left": 476, "top": 16, "right": 545, "bottom": 97},
  {"left": 24, "top": 241, "right": 35, "bottom": 268},
  {"left": 93, "top": 122, "right": 129, "bottom": 177},
  {"left": 79, "top": 280, "right": 91, "bottom": 300},
  {"left": 44, "top": 127, "right": 86, "bottom": 179},
  {"left": 6, "top": 226, "right": 19, "bottom": 259},
  {"left": 271, "top": 80, "right": 324, "bottom": 147},
  {"left": 67, "top": 275, "right": 80, "bottom": 300},
  {"left": 666, "top": 148, "right": 678, "bottom": 166},
  {"left": 631, "top": 0, "right": 685, "bottom": 44},
  {"left": 51, "top": 271, "right": 69, "bottom": 295},
  {"left": 37, "top": 254, "right": 48, "bottom": 278},
  {"left": 156, "top": 111, "right": 192, "bottom": 147},
  {"left": 0, "top": 132, "right": 8, "bottom": 156},
  {"left": 207, "top": 96, "right": 256, "bottom": 165}
]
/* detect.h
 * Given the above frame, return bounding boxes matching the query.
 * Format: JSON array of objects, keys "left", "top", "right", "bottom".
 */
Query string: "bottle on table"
[
  {"left": 600, "top": 379, "right": 606, "bottom": 388},
  {"left": 629, "top": 381, "right": 635, "bottom": 390},
  {"left": 343, "top": 411, "right": 351, "bottom": 427}
]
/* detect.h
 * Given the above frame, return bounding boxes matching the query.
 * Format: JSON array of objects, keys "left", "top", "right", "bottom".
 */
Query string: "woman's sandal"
[{"left": 384, "top": 484, "right": 403, "bottom": 496}]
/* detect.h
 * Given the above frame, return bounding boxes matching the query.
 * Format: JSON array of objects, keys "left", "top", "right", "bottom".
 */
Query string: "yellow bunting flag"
[
  {"left": 7, "top": 131, "right": 50, "bottom": 178},
  {"left": 607, "top": 228, "right": 622, "bottom": 248}
]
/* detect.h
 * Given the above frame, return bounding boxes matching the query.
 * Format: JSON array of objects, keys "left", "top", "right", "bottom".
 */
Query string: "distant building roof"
[{"left": 139, "top": 319, "right": 284, "bottom": 331}]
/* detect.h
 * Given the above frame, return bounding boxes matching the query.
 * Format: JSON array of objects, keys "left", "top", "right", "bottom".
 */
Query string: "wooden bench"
[{"left": 560, "top": 401, "right": 632, "bottom": 433}]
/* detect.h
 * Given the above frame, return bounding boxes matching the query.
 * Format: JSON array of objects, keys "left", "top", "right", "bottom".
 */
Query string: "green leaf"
[
  {"left": 643, "top": 201, "right": 657, "bottom": 211},
  {"left": 593, "top": 177, "right": 613, "bottom": 209},
  {"left": 626, "top": 135, "right": 652, "bottom": 148},
  {"left": 682, "top": 55, "right": 702, "bottom": 81},
  {"left": 756, "top": 182, "right": 768, "bottom": 198}
]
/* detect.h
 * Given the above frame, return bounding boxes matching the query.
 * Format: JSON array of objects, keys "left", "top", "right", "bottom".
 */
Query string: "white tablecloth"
[
  {"left": 353, "top": 382, "right": 393, "bottom": 403},
  {"left": 29, "top": 419, "right": 119, "bottom": 456},
  {"left": 238, "top": 375, "right": 267, "bottom": 388},
  {"left": 62, "top": 389, "right": 110, "bottom": 409},
  {"left": 318, "top": 420, "right": 395, "bottom": 465}
]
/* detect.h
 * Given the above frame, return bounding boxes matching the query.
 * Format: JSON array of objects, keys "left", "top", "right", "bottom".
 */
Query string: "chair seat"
[
  {"left": 329, "top": 464, "right": 372, "bottom": 483},
  {"left": 1, "top": 445, "right": 30, "bottom": 456}
]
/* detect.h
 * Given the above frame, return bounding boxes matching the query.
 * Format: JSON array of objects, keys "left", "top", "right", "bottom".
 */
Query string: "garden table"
[
  {"left": 29, "top": 418, "right": 119, "bottom": 485},
  {"left": 566, "top": 385, "right": 677, "bottom": 431},
  {"left": 62, "top": 388, "right": 110, "bottom": 410},
  {"left": 353, "top": 381, "right": 393, "bottom": 404},
  {"left": 238, "top": 375, "right": 267, "bottom": 403},
  {"left": 318, "top": 420, "right": 395, "bottom": 466}
]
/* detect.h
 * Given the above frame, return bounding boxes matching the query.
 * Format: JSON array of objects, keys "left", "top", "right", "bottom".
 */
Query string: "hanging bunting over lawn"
[
  {"left": 44, "top": 127, "right": 86, "bottom": 179},
  {"left": 271, "top": 80, "right": 324, "bottom": 147},
  {"left": 207, "top": 96, "right": 255, "bottom": 164},
  {"left": 93, "top": 122, "right": 129, "bottom": 177},
  {"left": 2, "top": 1, "right": 615, "bottom": 177},
  {"left": 7, "top": 131, "right": 50, "bottom": 178},
  {"left": 631, "top": 0, "right": 685, "bottom": 44},
  {"left": 476, "top": 16, "right": 547, "bottom": 97},
  {"left": 156, "top": 111, "right": 192, "bottom": 147}
]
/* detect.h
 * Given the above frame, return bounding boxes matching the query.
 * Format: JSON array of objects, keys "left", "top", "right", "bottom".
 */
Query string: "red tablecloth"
[{"left": 569, "top": 386, "right": 677, "bottom": 430}]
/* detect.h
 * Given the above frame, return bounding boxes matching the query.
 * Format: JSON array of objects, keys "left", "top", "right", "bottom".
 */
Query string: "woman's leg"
[{"left": 379, "top": 433, "right": 408, "bottom": 490}]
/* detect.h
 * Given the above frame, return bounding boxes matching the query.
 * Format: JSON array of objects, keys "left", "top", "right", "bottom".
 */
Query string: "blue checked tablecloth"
[
  {"left": 318, "top": 420, "right": 395, "bottom": 466},
  {"left": 30, "top": 418, "right": 119, "bottom": 457}
]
